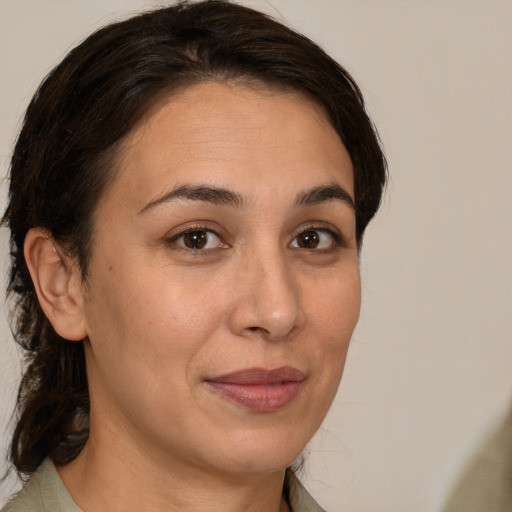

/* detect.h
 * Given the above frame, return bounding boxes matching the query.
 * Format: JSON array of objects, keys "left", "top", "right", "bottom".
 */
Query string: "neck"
[{"left": 57, "top": 422, "right": 290, "bottom": 512}]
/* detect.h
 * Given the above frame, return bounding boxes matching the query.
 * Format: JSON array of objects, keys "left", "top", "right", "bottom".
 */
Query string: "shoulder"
[
  {"left": 2, "top": 465, "right": 46, "bottom": 512},
  {"left": 442, "top": 406, "right": 512, "bottom": 511},
  {"left": 285, "top": 470, "right": 327, "bottom": 512},
  {"left": 1, "top": 459, "right": 81, "bottom": 512}
]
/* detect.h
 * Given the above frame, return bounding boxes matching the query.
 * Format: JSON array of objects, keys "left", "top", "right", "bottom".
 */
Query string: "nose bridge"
[{"left": 232, "top": 240, "right": 301, "bottom": 341}]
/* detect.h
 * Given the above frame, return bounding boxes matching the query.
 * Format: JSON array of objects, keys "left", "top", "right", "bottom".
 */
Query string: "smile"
[{"left": 205, "top": 366, "right": 305, "bottom": 411}]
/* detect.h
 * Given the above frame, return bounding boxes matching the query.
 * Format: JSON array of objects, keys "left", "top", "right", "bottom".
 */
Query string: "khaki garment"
[
  {"left": 2, "top": 458, "right": 325, "bottom": 512},
  {"left": 2, "top": 459, "right": 81, "bottom": 512},
  {"left": 442, "top": 405, "right": 512, "bottom": 512}
]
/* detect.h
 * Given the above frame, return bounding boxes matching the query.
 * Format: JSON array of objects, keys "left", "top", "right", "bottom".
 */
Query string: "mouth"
[{"left": 205, "top": 366, "right": 305, "bottom": 412}]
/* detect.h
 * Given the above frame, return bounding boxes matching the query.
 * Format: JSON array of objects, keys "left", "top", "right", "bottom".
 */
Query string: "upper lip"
[{"left": 206, "top": 366, "right": 305, "bottom": 385}]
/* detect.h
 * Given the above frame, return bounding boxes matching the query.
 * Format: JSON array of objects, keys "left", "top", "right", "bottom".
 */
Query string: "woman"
[{"left": 2, "top": 1, "right": 386, "bottom": 511}]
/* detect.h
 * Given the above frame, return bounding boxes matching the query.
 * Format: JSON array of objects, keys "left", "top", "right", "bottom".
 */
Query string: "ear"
[{"left": 24, "top": 227, "right": 87, "bottom": 341}]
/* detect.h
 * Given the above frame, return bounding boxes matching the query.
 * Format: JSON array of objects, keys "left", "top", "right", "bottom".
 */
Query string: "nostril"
[{"left": 248, "top": 326, "right": 270, "bottom": 334}]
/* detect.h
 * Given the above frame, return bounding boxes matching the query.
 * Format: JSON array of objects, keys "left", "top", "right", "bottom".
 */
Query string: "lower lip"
[{"left": 206, "top": 381, "right": 302, "bottom": 411}]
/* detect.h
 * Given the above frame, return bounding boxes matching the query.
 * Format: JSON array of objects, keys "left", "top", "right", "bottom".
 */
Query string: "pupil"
[
  {"left": 184, "top": 231, "right": 207, "bottom": 249},
  {"left": 299, "top": 230, "right": 319, "bottom": 248}
]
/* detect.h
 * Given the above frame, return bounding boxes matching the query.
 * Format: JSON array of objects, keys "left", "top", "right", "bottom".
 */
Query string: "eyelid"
[
  {"left": 162, "top": 221, "right": 347, "bottom": 255},
  {"left": 164, "top": 222, "right": 230, "bottom": 252},
  {"left": 290, "top": 223, "right": 346, "bottom": 250},
  {"left": 165, "top": 221, "right": 223, "bottom": 239}
]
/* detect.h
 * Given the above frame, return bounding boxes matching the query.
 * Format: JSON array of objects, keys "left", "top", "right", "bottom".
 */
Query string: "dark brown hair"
[{"left": 3, "top": 0, "right": 387, "bottom": 476}]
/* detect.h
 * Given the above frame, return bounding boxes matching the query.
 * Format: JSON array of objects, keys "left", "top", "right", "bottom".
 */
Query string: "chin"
[
  {"left": 219, "top": 454, "right": 298, "bottom": 476},
  {"left": 208, "top": 429, "right": 308, "bottom": 476}
]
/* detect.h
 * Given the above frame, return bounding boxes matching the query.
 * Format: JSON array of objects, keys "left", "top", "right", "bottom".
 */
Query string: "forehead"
[{"left": 107, "top": 81, "right": 353, "bottom": 208}]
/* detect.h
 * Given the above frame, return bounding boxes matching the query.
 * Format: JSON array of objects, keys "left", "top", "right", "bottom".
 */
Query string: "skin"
[{"left": 26, "top": 82, "right": 360, "bottom": 512}]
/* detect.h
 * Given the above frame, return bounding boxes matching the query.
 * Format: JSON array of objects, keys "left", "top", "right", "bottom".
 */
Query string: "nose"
[{"left": 228, "top": 250, "right": 303, "bottom": 342}]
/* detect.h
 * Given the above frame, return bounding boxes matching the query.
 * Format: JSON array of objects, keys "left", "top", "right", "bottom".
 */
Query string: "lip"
[{"left": 205, "top": 366, "right": 305, "bottom": 412}]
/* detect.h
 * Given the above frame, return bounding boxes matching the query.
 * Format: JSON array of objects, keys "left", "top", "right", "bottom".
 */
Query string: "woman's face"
[{"left": 79, "top": 82, "right": 360, "bottom": 475}]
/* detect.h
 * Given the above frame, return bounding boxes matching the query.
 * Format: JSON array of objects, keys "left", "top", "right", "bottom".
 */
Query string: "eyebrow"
[
  {"left": 294, "top": 183, "right": 355, "bottom": 210},
  {"left": 139, "top": 184, "right": 245, "bottom": 214},
  {"left": 139, "top": 182, "right": 355, "bottom": 214}
]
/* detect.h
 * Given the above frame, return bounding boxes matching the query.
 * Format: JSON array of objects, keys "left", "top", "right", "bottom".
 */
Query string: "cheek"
[
  {"left": 83, "top": 259, "right": 227, "bottom": 376},
  {"left": 308, "top": 269, "right": 361, "bottom": 383},
  {"left": 82, "top": 269, "right": 210, "bottom": 423},
  {"left": 312, "top": 267, "right": 361, "bottom": 339}
]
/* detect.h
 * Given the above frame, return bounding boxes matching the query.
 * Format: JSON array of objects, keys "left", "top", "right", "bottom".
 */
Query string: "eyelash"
[
  {"left": 165, "top": 225, "right": 227, "bottom": 256},
  {"left": 290, "top": 226, "right": 345, "bottom": 252},
  {"left": 165, "top": 224, "right": 345, "bottom": 255}
]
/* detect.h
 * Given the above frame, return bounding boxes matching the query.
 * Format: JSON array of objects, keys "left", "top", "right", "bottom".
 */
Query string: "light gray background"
[{"left": 1, "top": 1, "right": 511, "bottom": 510}]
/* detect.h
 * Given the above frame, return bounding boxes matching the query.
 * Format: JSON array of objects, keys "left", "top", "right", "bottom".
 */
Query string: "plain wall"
[{"left": 1, "top": 1, "right": 511, "bottom": 510}]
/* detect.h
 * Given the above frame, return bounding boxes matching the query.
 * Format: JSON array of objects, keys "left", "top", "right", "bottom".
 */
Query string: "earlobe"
[{"left": 24, "top": 228, "right": 87, "bottom": 341}]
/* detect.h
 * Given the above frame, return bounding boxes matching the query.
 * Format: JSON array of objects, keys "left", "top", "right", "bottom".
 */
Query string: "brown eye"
[
  {"left": 290, "top": 229, "right": 340, "bottom": 250},
  {"left": 296, "top": 230, "right": 319, "bottom": 249},
  {"left": 170, "top": 229, "right": 226, "bottom": 251},
  {"left": 183, "top": 230, "right": 207, "bottom": 249}
]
